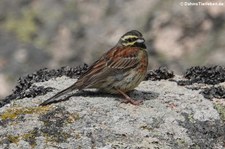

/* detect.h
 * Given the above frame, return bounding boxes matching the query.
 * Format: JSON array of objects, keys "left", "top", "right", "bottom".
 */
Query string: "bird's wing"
[{"left": 74, "top": 46, "right": 141, "bottom": 89}]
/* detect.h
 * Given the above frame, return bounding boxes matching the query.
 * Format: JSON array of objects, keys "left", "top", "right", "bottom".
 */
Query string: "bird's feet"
[
  {"left": 115, "top": 88, "right": 143, "bottom": 105},
  {"left": 121, "top": 98, "right": 143, "bottom": 105}
]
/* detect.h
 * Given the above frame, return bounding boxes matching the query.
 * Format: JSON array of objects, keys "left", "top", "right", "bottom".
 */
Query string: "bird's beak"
[{"left": 136, "top": 38, "right": 145, "bottom": 43}]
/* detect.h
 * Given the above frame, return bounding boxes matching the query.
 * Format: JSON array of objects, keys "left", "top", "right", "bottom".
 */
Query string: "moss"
[
  {"left": 75, "top": 133, "right": 81, "bottom": 139},
  {"left": 22, "top": 128, "right": 39, "bottom": 148},
  {"left": 4, "top": 8, "right": 38, "bottom": 43},
  {"left": 39, "top": 107, "right": 78, "bottom": 143},
  {"left": 2, "top": 107, "right": 79, "bottom": 145},
  {"left": 175, "top": 138, "right": 189, "bottom": 147},
  {"left": 190, "top": 144, "right": 201, "bottom": 149},
  {"left": 7, "top": 135, "right": 20, "bottom": 144},
  {"left": 5, "top": 128, "right": 39, "bottom": 148},
  {"left": 0, "top": 106, "right": 50, "bottom": 120},
  {"left": 140, "top": 125, "right": 153, "bottom": 131},
  {"left": 187, "top": 114, "right": 195, "bottom": 123},
  {"left": 22, "top": 133, "right": 36, "bottom": 148},
  {"left": 43, "top": 131, "right": 71, "bottom": 143},
  {"left": 214, "top": 104, "right": 225, "bottom": 122},
  {"left": 66, "top": 113, "right": 80, "bottom": 124}
]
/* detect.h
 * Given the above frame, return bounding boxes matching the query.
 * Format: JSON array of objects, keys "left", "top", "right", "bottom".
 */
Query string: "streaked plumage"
[{"left": 40, "top": 30, "right": 148, "bottom": 106}]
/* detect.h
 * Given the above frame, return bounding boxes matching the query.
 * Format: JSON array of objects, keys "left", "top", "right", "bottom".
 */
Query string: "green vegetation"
[
  {"left": 214, "top": 103, "right": 225, "bottom": 122},
  {"left": 6, "top": 129, "right": 38, "bottom": 148},
  {"left": 0, "top": 106, "right": 50, "bottom": 120},
  {"left": 7, "top": 135, "right": 20, "bottom": 144},
  {"left": 4, "top": 8, "right": 37, "bottom": 43}
]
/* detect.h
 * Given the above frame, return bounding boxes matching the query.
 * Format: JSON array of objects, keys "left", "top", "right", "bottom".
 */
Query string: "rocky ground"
[{"left": 0, "top": 65, "right": 225, "bottom": 148}]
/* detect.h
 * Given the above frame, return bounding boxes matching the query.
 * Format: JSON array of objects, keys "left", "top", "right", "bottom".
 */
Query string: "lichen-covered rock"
[
  {"left": 178, "top": 66, "right": 225, "bottom": 85},
  {"left": 176, "top": 66, "right": 225, "bottom": 102},
  {"left": 0, "top": 64, "right": 88, "bottom": 108},
  {"left": 0, "top": 73, "right": 224, "bottom": 148}
]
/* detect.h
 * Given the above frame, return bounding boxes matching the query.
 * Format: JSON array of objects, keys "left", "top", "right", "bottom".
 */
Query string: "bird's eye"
[
  {"left": 127, "top": 38, "right": 132, "bottom": 42},
  {"left": 127, "top": 38, "right": 136, "bottom": 42}
]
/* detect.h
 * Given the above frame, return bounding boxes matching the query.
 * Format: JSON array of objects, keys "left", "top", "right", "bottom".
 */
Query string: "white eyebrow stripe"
[{"left": 121, "top": 35, "right": 138, "bottom": 41}]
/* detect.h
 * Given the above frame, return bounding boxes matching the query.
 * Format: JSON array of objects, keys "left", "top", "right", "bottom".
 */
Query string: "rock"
[
  {"left": 0, "top": 68, "right": 224, "bottom": 148},
  {"left": 0, "top": 64, "right": 88, "bottom": 108}
]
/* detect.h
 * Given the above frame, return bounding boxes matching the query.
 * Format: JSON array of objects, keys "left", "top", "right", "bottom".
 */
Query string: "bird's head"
[{"left": 118, "top": 30, "right": 146, "bottom": 48}]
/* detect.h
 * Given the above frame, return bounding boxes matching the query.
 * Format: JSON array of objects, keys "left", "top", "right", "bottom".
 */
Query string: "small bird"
[{"left": 40, "top": 30, "right": 148, "bottom": 106}]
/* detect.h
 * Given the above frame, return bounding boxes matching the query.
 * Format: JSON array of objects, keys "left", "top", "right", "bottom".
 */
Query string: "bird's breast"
[{"left": 137, "top": 49, "right": 148, "bottom": 74}]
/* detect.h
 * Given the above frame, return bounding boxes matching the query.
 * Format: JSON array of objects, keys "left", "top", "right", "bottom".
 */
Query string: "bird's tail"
[{"left": 39, "top": 84, "right": 77, "bottom": 106}]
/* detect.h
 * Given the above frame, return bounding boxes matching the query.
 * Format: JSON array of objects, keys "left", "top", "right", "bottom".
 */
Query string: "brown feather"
[{"left": 74, "top": 46, "right": 141, "bottom": 89}]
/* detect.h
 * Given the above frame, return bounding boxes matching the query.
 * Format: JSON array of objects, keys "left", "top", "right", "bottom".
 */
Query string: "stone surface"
[{"left": 0, "top": 74, "right": 224, "bottom": 148}]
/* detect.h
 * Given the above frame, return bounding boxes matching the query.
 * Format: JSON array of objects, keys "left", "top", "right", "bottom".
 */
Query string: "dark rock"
[
  {"left": 0, "top": 64, "right": 88, "bottom": 108},
  {"left": 39, "top": 107, "right": 73, "bottom": 143},
  {"left": 180, "top": 66, "right": 225, "bottom": 85},
  {"left": 145, "top": 67, "right": 174, "bottom": 81},
  {"left": 177, "top": 80, "right": 192, "bottom": 86},
  {"left": 176, "top": 66, "right": 225, "bottom": 100},
  {"left": 178, "top": 113, "right": 225, "bottom": 149},
  {"left": 200, "top": 86, "right": 225, "bottom": 100}
]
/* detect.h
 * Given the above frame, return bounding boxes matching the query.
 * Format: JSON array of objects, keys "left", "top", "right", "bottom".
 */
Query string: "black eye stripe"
[{"left": 126, "top": 38, "right": 137, "bottom": 42}]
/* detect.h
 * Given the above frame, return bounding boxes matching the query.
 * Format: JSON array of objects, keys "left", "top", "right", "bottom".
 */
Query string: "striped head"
[{"left": 118, "top": 30, "right": 146, "bottom": 48}]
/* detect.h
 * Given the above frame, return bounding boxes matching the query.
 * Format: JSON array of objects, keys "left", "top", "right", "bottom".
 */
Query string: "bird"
[{"left": 39, "top": 30, "right": 148, "bottom": 106}]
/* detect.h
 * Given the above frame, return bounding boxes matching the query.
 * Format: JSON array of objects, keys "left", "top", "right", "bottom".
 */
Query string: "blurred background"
[{"left": 0, "top": 0, "right": 225, "bottom": 98}]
